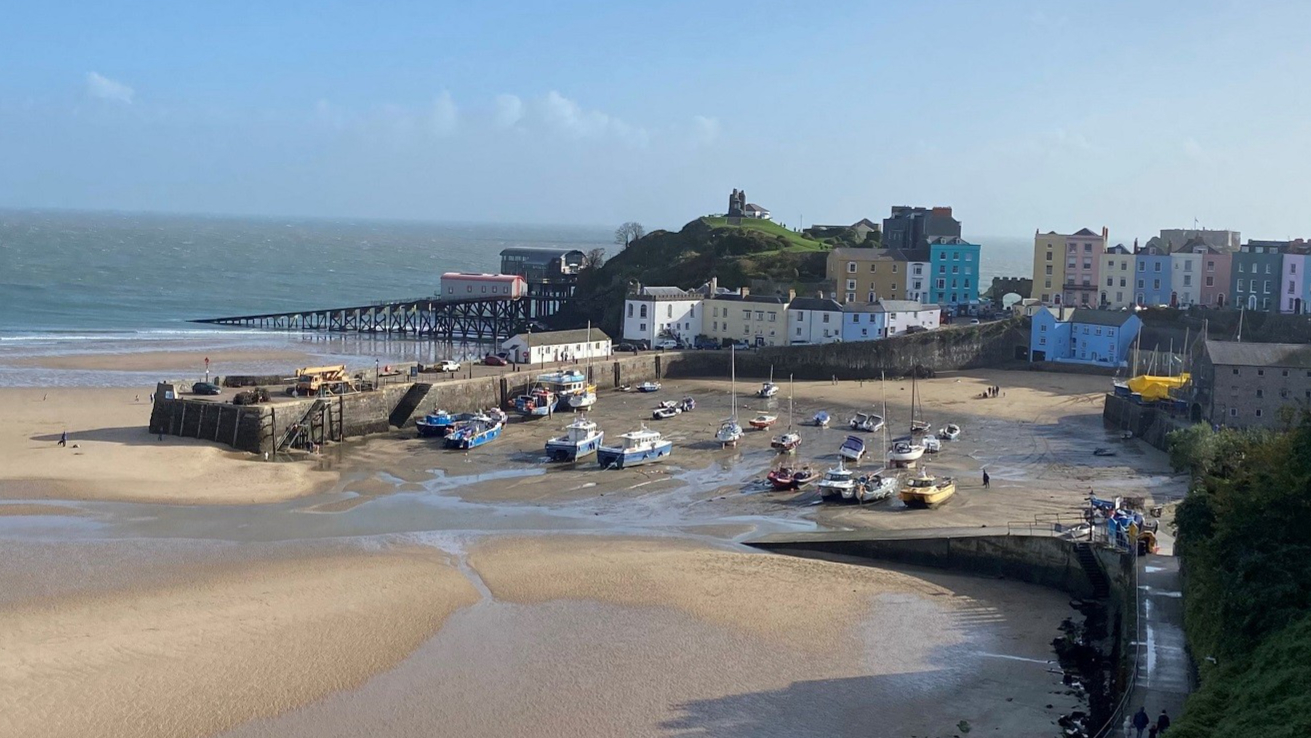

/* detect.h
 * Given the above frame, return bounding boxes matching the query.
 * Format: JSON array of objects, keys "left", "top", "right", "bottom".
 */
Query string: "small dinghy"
[
  {"left": 748, "top": 414, "right": 777, "bottom": 430},
  {"left": 812, "top": 411, "right": 830, "bottom": 428},
  {"left": 939, "top": 424, "right": 961, "bottom": 441},
  {"left": 838, "top": 434, "right": 867, "bottom": 462}
]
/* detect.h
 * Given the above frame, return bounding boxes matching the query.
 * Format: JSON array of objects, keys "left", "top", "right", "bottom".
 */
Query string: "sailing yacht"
[
  {"left": 770, "top": 375, "right": 801, "bottom": 452},
  {"left": 857, "top": 375, "right": 900, "bottom": 503},
  {"left": 909, "top": 372, "right": 931, "bottom": 434},
  {"left": 568, "top": 323, "right": 598, "bottom": 410},
  {"left": 716, "top": 346, "right": 744, "bottom": 447},
  {"left": 888, "top": 372, "right": 926, "bottom": 462},
  {"left": 758, "top": 365, "right": 779, "bottom": 398}
]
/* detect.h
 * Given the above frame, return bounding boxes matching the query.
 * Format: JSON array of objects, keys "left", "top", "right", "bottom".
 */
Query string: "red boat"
[{"left": 767, "top": 466, "right": 818, "bottom": 491}]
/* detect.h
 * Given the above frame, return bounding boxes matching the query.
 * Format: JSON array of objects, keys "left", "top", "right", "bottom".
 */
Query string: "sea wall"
[
  {"left": 1102, "top": 393, "right": 1191, "bottom": 452},
  {"left": 663, "top": 319, "right": 1030, "bottom": 381}
]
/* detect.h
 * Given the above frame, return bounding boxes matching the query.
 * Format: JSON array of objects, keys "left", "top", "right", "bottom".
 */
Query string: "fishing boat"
[
  {"left": 850, "top": 412, "right": 884, "bottom": 433},
  {"left": 749, "top": 414, "right": 778, "bottom": 430},
  {"left": 812, "top": 411, "right": 830, "bottom": 428},
  {"left": 716, "top": 346, "right": 744, "bottom": 448},
  {"left": 898, "top": 467, "right": 957, "bottom": 509},
  {"left": 637, "top": 381, "right": 662, "bottom": 393},
  {"left": 770, "top": 376, "right": 802, "bottom": 452},
  {"left": 514, "top": 385, "right": 557, "bottom": 418},
  {"left": 651, "top": 404, "right": 681, "bottom": 420},
  {"left": 758, "top": 366, "right": 779, "bottom": 398},
  {"left": 444, "top": 414, "right": 503, "bottom": 450},
  {"left": 939, "top": 423, "right": 961, "bottom": 441},
  {"left": 535, "top": 369, "right": 589, "bottom": 411},
  {"left": 485, "top": 408, "right": 509, "bottom": 426},
  {"left": 888, "top": 439, "right": 925, "bottom": 463},
  {"left": 817, "top": 460, "right": 856, "bottom": 501},
  {"left": 415, "top": 409, "right": 463, "bottom": 438},
  {"left": 838, "top": 434, "right": 867, "bottom": 461},
  {"left": 566, "top": 322, "right": 600, "bottom": 410},
  {"left": 597, "top": 426, "right": 672, "bottom": 468},
  {"left": 545, "top": 415, "right": 604, "bottom": 462}
]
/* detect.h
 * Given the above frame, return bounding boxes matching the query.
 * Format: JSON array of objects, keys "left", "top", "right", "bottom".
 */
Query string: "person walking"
[
  {"left": 1131, "top": 707, "right": 1150, "bottom": 738},
  {"left": 1156, "top": 709, "right": 1170, "bottom": 734},
  {"left": 58, "top": 430, "right": 67, "bottom": 447},
  {"left": 982, "top": 469, "right": 991, "bottom": 488}
]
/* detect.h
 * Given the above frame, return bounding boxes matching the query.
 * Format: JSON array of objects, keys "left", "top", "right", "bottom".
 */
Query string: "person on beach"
[
  {"left": 1156, "top": 710, "right": 1170, "bottom": 734},
  {"left": 982, "top": 470, "right": 990, "bottom": 488},
  {"left": 58, "top": 430, "right": 67, "bottom": 447},
  {"left": 1132, "top": 707, "right": 1149, "bottom": 737}
]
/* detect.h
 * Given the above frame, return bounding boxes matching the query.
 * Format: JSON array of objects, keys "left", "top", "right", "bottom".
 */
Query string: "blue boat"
[
  {"left": 415, "top": 410, "right": 474, "bottom": 438},
  {"left": 545, "top": 416, "right": 605, "bottom": 462},
  {"left": 597, "top": 426, "right": 672, "bottom": 469},
  {"left": 444, "top": 416, "right": 503, "bottom": 450},
  {"left": 536, "top": 369, "right": 591, "bottom": 411},
  {"left": 514, "top": 386, "right": 557, "bottom": 418}
]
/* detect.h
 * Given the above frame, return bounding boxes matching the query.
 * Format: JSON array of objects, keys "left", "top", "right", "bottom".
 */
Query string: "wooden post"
[
  {"left": 232, "top": 408, "right": 241, "bottom": 448},
  {"left": 179, "top": 404, "right": 186, "bottom": 437},
  {"left": 215, "top": 405, "right": 222, "bottom": 442}
]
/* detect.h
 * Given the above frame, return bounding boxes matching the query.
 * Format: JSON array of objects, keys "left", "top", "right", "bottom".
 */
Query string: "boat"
[
  {"left": 444, "top": 414, "right": 503, "bottom": 450},
  {"left": 817, "top": 460, "right": 856, "bottom": 501},
  {"left": 597, "top": 426, "right": 672, "bottom": 468},
  {"left": 757, "top": 366, "right": 779, "bottom": 398},
  {"left": 415, "top": 409, "right": 463, "bottom": 437},
  {"left": 770, "top": 376, "right": 802, "bottom": 452},
  {"left": 850, "top": 412, "right": 884, "bottom": 433},
  {"left": 651, "top": 405, "right": 681, "bottom": 420},
  {"left": 790, "top": 467, "right": 819, "bottom": 487},
  {"left": 812, "top": 411, "right": 830, "bottom": 428},
  {"left": 922, "top": 435, "right": 942, "bottom": 454},
  {"left": 909, "top": 372, "right": 930, "bottom": 434},
  {"left": 939, "top": 423, "right": 961, "bottom": 441},
  {"left": 888, "top": 439, "right": 925, "bottom": 462},
  {"left": 545, "top": 415, "right": 604, "bottom": 462},
  {"left": 767, "top": 466, "right": 797, "bottom": 490},
  {"left": 1093, "top": 447, "right": 1118, "bottom": 457},
  {"left": 898, "top": 467, "right": 957, "bottom": 509},
  {"left": 637, "top": 381, "right": 661, "bottom": 393},
  {"left": 716, "top": 346, "right": 744, "bottom": 447},
  {"left": 535, "top": 368, "right": 590, "bottom": 411},
  {"left": 856, "top": 471, "right": 900, "bottom": 503},
  {"left": 486, "top": 407, "right": 509, "bottom": 426},
  {"left": 566, "top": 322, "right": 600, "bottom": 410},
  {"left": 679, "top": 396, "right": 696, "bottom": 412},
  {"left": 838, "top": 434, "right": 867, "bottom": 462},
  {"left": 514, "top": 385, "right": 557, "bottom": 418},
  {"left": 749, "top": 414, "right": 778, "bottom": 430}
]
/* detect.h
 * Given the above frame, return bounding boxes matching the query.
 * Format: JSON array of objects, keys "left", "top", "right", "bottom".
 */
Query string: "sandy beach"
[{"left": 8, "top": 348, "right": 320, "bottom": 373}]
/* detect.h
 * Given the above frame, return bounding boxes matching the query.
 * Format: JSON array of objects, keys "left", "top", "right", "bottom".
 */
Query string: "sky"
[{"left": 2, "top": 0, "right": 1310, "bottom": 240}]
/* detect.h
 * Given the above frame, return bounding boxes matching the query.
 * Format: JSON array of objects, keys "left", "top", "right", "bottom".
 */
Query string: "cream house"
[{"left": 703, "top": 289, "right": 790, "bottom": 347}]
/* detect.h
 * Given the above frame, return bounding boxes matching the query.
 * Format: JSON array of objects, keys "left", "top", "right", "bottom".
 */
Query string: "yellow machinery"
[
  {"left": 293, "top": 365, "right": 355, "bottom": 396},
  {"left": 1126, "top": 373, "right": 1190, "bottom": 402}
]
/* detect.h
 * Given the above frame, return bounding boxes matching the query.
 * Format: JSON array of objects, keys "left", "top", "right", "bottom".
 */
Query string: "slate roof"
[
  {"left": 635, "top": 286, "right": 694, "bottom": 299},
  {"left": 505, "top": 328, "right": 612, "bottom": 346},
  {"left": 874, "top": 300, "right": 935, "bottom": 312},
  {"left": 787, "top": 297, "right": 843, "bottom": 312},
  {"left": 1073, "top": 228, "right": 1099, "bottom": 236},
  {"left": 1205, "top": 340, "right": 1311, "bottom": 368},
  {"left": 1070, "top": 309, "right": 1135, "bottom": 327},
  {"left": 708, "top": 293, "right": 788, "bottom": 305}
]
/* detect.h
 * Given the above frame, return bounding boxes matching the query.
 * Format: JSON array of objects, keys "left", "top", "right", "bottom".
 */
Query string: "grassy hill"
[{"left": 549, "top": 216, "right": 833, "bottom": 336}]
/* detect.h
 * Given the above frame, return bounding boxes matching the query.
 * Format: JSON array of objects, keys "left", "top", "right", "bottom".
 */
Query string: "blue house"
[
  {"left": 1231, "top": 240, "right": 1285, "bottom": 312},
  {"left": 1030, "top": 307, "right": 1141, "bottom": 367},
  {"left": 1133, "top": 245, "right": 1171, "bottom": 306},
  {"left": 841, "top": 303, "right": 886, "bottom": 342},
  {"left": 927, "top": 236, "right": 981, "bottom": 314}
]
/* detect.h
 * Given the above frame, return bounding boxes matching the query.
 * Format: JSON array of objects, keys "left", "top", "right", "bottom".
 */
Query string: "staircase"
[
  {"left": 389, "top": 383, "right": 433, "bottom": 428},
  {"left": 1075, "top": 542, "right": 1112, "bottom": 599},
  {"left": 277, "top": 399, "right": 329, "bottom": 452}
]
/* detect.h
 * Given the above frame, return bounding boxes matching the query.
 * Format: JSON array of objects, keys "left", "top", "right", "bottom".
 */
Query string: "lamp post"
[{"left": 375, "top": 359, "right": 380, "bottom": 391}]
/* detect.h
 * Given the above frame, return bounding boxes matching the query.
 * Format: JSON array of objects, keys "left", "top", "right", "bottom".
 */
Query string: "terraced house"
[
  {"left": 1099, "top": 244, "right": 1135, "bottom": 309},
  {"left": 1232, "top": 240, "right": 1284, "bottom": 311},
  {"left": 703, "top": 289, "right": 790, "bottom": 347},
  {"left": 826, "top": 247, "right": 906, "bottom": 304},
  {"left": 926, "top": 236, "right": 980, "bottom": 314}
]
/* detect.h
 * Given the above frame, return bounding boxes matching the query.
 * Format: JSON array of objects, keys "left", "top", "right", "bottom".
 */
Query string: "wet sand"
[{"left": 9, "top": 348, "right": 318, "bottom": 372}]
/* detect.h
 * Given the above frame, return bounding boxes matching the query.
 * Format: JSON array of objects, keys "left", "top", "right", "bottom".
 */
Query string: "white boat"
[
  {"left": 717, "top": 346, "right": 744, "bottom": 447},
  {"left": 857, "top": 377, "right": 900, "bottom": 503},
  {"left": 545, "top": 415, "right": 604, "bottom": 462},
  {"left": 812, "top": 411, "right": 830, "bottom": 428},
  {"left": 637, "top": 381, "right": 662, "bottom": 393},
  {"left": 597, "top": 426, "right": 672, "bottom": 468},
  {"left": 922, "top": 435, "right": 942, "bottom": 454},
  {"left": 567, "top": 321, "right": 600, "bottom": 411},
  {"left": 888, "top": 439, "right": 925, "bottom": 462},
  {"left": 758, "top": 366, "right": 779, "bottom": 398},
  {"left": 817, "top": 459, "right": 856, "bottom": 501},
  {"left": 939, "top": 423, "right": 960, "bottom": 441},
  {"left": 850, "top": 412, "right": 884, "bottom": 432},
  {"left": 651, "top": 405, "right": 681, "bottom": 420},
  {"left": 838, "top": 434, "right": 866, "bottom": 461},
  {"left": 749, "top": 414, "right": 777, "bottom": 430},
  {"left": 909, "top": 372, "right": 930, "bottom": 434},
  {"left": 770, "top": 376, "right": 801, "bottom": 452}
]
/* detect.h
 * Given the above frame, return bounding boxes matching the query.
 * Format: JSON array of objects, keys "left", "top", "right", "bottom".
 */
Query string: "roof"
[
  {"left": 744, "top": 203, "right": 769, "bottom": 212},
  {"left": 709, "top": 293, "right": 788, "bottom": 305},
  {"left": 633, "top": 286, "right": 695, "bottom": 299},
  {"left": 1105, "top": 244, "right": 1132, "bottom": 254},
  {"left": 873, "top": 300, "right": 933, "bottom": 313},
  {"left": 1073, "top": 228, "right": 1099, "bottom": 237},
  {"left": 851, "top": 218, "right": 880, "bottom": 231},
  {"left": 441, "top": 272, "right": 524, "bottom": 281},
  {"left": 787, "top": 297, "right": 843, "bottom": 312},
  {"left": 830, "top": 246, "right": 909, "bottom": 261},
  {"left": 926, "top": 236, "right": 977, "bottom": 246},
  {"left": 505, "top": 328, "right": 612, "bottom": 346},
  {"left": 1204, "top": 340, "right": 1311, "bottom": 368},
  {"left": 1069, "top": 309, "right": 1136, "bottom": 327},
  {"left": 500, "top": 247, "right": 586, "bottom": 261},
  {"left": 901, "top": 247, "right": 931, "bottom": 262}
]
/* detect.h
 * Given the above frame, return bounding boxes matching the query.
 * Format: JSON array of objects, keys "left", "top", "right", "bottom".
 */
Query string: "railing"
[{"left": 1091, "top": 548, "right": 1143, "bottom": 738}]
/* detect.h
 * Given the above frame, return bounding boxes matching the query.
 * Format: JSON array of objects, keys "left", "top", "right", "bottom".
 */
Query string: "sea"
[{"left": 0, "top": 208, "right": 1033, "bottom": 386}]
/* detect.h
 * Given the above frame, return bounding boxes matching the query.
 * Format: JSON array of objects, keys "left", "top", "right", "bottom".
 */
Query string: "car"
[
  {"left": 653, "top": 339, "right": 679, "bottom": 350},
  {"left": 693, "top": 338, "right": 720, "bottom": 350},
  {"left": 730, "top": 341, "right": 750, "bottom": 350},
  {"left": 615, "top": 343, "right": 641, "bottom": 353},
  {"left": 191, "top": 381, "right": 221, "bottom": 395},
  {"left": 904, "top": 325, "right": 929, "bottom": 334},
  {"left": 435, "top": 360, "right": 461, "bottom": 372},
  {"left": 483, "top": 355, "right": 508, "bottom": 366},
  {"left": 965, "top": 318, "right": 980, "bottom": 325}
]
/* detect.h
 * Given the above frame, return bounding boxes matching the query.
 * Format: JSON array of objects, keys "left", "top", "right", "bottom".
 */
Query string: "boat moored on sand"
[
  {"left": 850, "top": 412, "right": 884, "bottom": 433},
  {"left": 898, "top": 468, "right": 956, "bottom": 508},
  {"left": 838, "top": 434, "right": 866, "bottom": 462},
  {"left": 444, "top": 414, "right": 503, "bottom": 450},
  {"left": 545, "top": 415, "right": 604, "bottom": 462},
  {"left": 748, "top": 414, "right": 777, "bottom": 430},
  {"left": 939, "top": 423, "right": 961, "bottom": 441},
  {"left": 597, "top": 426, "right": 672, "bottom": 468},
  {"left": 812, "top": 411, "right": 830, "bottom": 428},
  {"left": 817, "top": 460, "right": 856, "bottom": 501}
]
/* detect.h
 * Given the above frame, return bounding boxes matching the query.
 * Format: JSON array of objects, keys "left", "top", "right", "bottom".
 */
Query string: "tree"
[
  {"left": 614, "top": 221, "right": 646, "bottom": 249},
  {"left": 583, "top": 247, "right": 606, "bottom": 269}
]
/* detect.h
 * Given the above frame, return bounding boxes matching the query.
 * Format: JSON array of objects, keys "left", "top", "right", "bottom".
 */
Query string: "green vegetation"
[
  {"left": 1165, "top": 419, "right": 1311, "bottom": 737},
  {"left": 550, "top": 216, "right": 833, "bottom": 336}
]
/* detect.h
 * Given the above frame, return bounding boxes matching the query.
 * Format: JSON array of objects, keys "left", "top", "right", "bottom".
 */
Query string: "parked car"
[
  {"left": 483, "top": 355, "right": 508, "bottom": 366},
  {"left": 435, "top": 360, "right": 461, "bottom": 372},
  {"left": 615, "top": 343, "right": 641, "bottom": 353},
  {"left": 653, "top": 338, "right": 679, "bottom": 350},
  {"left": 965, "top": 318, "right": 980, "bottom": 325},
  {"left": 904, "top": 326, "right": 929, "bottom": 334},
  {"left": 191, "top": 381, "right": 221, "bottom": 395},
  {"left": 693, "top": 338, "right": 720, "bottom": 350},
  {"left": 730, "top": 340, "right": 750, "bottom": 350}
]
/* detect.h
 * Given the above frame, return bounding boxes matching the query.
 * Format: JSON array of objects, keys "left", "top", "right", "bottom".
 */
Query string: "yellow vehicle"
[
  {"left": 292, "top": 365, "right": 355, "bottom": 396},
  {"left": 899, "top": 468, "right": 957, "bottom": 509}
]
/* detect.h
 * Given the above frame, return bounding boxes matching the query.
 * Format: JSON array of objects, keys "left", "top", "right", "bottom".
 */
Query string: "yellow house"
[
  {"left": 826, "top": 247, "right": 907, "bottom": 304},
  {"left": 703, "top": 289, "right": 790, "bottom": 347},
  {"left": 1032, "top": 232, "right": 1067, "bottom": 304}
]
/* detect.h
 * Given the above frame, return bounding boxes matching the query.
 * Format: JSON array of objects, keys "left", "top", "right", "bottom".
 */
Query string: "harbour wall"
[{"left": 1101, "top": 393, "right": 1191, "bottom": 453}]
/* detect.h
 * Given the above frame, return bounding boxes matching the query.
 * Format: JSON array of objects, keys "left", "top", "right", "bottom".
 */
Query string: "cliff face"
[{"left": 551, "top": 218, "right": 829, "bottom": 336}]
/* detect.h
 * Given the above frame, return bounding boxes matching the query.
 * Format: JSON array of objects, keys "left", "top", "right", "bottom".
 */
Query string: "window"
[
  {"left": 1153, "top": 279, "right": 1161, "bottom": 289},
  {"left": 1256, "top": 409, "right": 1263, "bottom": 418},
  {"left": 892, "top": 264, "right": 898, "bottom": 273},
  {"left": 1230, "top": 408, "right": 1238, "bottom": 417},
  {"left": 742, "top": 310, "right": 750, "bottom": 320},
  {"left": 795, "top": 327, "right": 801, "bottom": 336},
  {"left": 1083, "top": 259, "right": 1092, "bottom": 268},
  {"left": 870, "top": 263, "right": 877, "bottom": 273},
  {"left": 1238, "top": 279, "right": 1245, "bottom": 291},
  {"left": 1046, "top": 252, "right": 1053, "bottom": 262},
  {"left": 639, "top": 323, "right": 646, "bottom": 331},
  {"left": 795, "top": 310, "right": 805, "bottom": 321},
  {"left": 1047, "top": 265, "right": 1054, "bottom": 276},
  {"left": 965, "top": 279, "right": 971, "bottom": 289},
  {"left": 965, "top": 253, "right": 972, "bottom": 261},
  {"left": 936, "top": 279, "right": 945, "bottom": 289},
  {"left": 1266, "top": 264, "right": 1273, "bottom": 274},
  {"left": 939, "top": 265, "right": 946, "bottom": 274},
  {"left": 1095, "top": 327, "right": 1102, "bottom": 336},
  {"left": 1265, "top": 280, "right": 1271, "bottom": 294},
  {"left": 1137, "top": 279, "right": 1144, "bottom": 289},
  {"left": 845, "top": 292, "right": 855, "bottom": 302},
  {"left": 1138, "top": 261, "right": 1145, "bottom": 271},
  {"left": 952, "top": 265, "right": 959, "bottom": 274},
  {"left": 1184, "top": 275, "right": 1192, "bottom": 286},
  {"left": 822, "top": 313, "right": 830, "bottom": 323},
  {"left": 1239, "top": 263, "right": 1246, "bottom": 273},
  {"left": 1119, "top": 278, "right": 1127, "bottom": 287},
  {"left": 1040, "top": 324, "right": 1048, "bottom": 332},
  {"left": 1106, "top": 277, "right": 1114, "bottom": 287},
  {"left": 1116, "top": 291, "right": 1123, "bottom": 302},
  {"left": 1292, "top": 281, "right": 1298, "bottom": 294},
  {"left": 1206, "top": 276, "right": 1214, "bottom": 287},
  {"left": 755, "top": 311, "right": 764, "bottom": 321},
  {"left": 1207, "top": 261, "right": 1215, "bottom": 272},
  {"left": 868, "top": 291, "right": 876, "bottom": 303},
  {"left": 1039, "top": 337, "right": 1046, "bottom": 346},
  {"left": 846, "top": 279, "right": 857, "bottom": 291},
  {"left": 1154, "top": 262, "right": 1162, "bottom": 272},
  {"left": 768, "top": 313, "right": 776, "bottom": 322},
  {"left": 1121, "top": 261, "right": 1128, "bottom": 270},
  {"left": 627, "top": 304, "right": 633, "bottom": 318},
  {"left": 467, "top": 285, "right": 473, "bottom": 293},
  {"left": 667, "top": 305, "right": 673, "bottom": 317},
  {"left": 1294, "top": 263, "right": 1299, "bottom": 275},
  {"left": 1258, "top": 369, "right": 1264, "bottom": 376},
  {"left": 639, "top": 305, "right": 647, "bottom": 318},
  {"left": 1185, "top": 260, "right": 1193, "bottom": 271},
  {"left": 847, "top": 262, "right": 857, "bottom": 273}
]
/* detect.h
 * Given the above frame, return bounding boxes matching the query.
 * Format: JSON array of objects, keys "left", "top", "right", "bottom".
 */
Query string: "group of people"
[
  {"left": 982, "top": 384, "right": 1002, "bottom": 398},
  {"left": 1131, "top": 707, "right": 1170, "bottom": 737}
]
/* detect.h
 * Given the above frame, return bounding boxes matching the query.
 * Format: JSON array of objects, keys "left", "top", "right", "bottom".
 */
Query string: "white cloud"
[
  {"left": 86, "top": 72, "right": 134, "bottom": 104},
  {"left": 692, "top": 115, "right": 721, "bottom": 145},
  {"left": 538, "top": 90, "right": 648, "bottom": 146},
  {"left": 494, "top": 94, "right": 524, "bottom": 128},
  {"left": 431, "top": 91, "right": 458, "bottom": 136}
]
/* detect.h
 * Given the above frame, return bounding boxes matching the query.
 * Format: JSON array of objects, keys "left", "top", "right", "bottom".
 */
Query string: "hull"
[
  {"left": 771, "top": 433, "right": 801, "bottom": 452},
  {"left": 415, "top": 420, "right": 454, "bottom": 438},
  {"left": 817, "top": 482, "right": 853, "bottom": 500},
  {"left": 566, "top": 393, "right": 597, "bottom": 410},
  {"left": 899, "top": 481, "right": 956, "bottom": 508},
  {"left": 813, "top": 413, "right": 830, "bottom": 428},
  {"left": 446, "top": 424, "right": 502, "bottom": 450},
  {"left": 888, "top": 445, "right": 925, "bottom": 462},
  {"left": 858, "top": 478, "right": 899, "bottom": 503},
  {"left": 597, "top": 441, "right": 672, "bottom": 468},
  {"left": 749, "top": 416, "right": 777, "bottom": 430},
  {"left": 545, "top": 432, "right": 604, "bottom": 462},
  {"left": 838, "top": 447, "right": 865, "bottom": 461}
]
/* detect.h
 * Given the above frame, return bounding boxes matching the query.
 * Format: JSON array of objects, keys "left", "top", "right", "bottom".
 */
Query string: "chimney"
[
  {"left": 787, "top": 289, "right": 797, "bottom": 302},
  {"left": 1102, "top": 226, "right": 1109, "bottom": 241},
  {"left": 815, "top": 289, "right": 824, "bottom": 299},
  {"left": 739, "top": 286, "right": 750, "bottom": 297}
]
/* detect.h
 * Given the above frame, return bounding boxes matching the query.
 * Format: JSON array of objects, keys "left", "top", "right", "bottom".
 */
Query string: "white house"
[
  {"left": 876, "top": 300, "right": 941, "bottom": 337},
  {"left": 841, "top": 303, "right": 886, "bottom": 343},
  {"left": 622, "top": 286, "right": 704, "bottom": 347},
  {"left": 904, "top": 257, "right": 932, "bottom": 303},
  {"left": 440, "top": 272, "right": 527, "bottom": 299},
  {"left": 743, "top": 203, "right": 771, "bottom": 220},
  {"left": 501, "top": 329, "right": 612, "bottom": 365},
  {"left": 1170, "top": 251, "right": 1201, "bottom": 307},
  {"left": 787, "top": 296, "right": 844, "bottom": 344}
]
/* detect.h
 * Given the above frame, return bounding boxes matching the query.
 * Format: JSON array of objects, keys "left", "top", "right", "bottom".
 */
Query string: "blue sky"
[{"left": 2, "top": 0, "right": 1309, "bottom": 239}]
